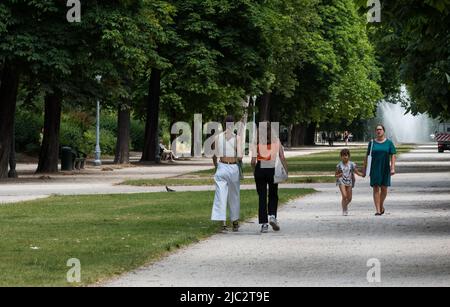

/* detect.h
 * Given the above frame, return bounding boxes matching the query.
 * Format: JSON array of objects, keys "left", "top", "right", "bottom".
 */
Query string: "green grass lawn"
[
  {"left": 0, "top": 189, "right": 314, "bottom": 287},
  {"left": 123, "top": 176, "right": 335, "bottom": 187}
]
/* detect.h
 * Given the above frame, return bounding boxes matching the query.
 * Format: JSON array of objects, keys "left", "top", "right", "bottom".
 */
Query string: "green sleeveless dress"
[{"left": 367, "top": 139, "right": 397, "bottom": 187}]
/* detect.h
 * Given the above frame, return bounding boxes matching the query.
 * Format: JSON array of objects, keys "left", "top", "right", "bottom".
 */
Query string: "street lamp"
[
  {"left": 252, "top": 96, "right": 257, "bottom": 126},
  {"left": 94, "top": 75, "right": 102, "bottom": 166}
]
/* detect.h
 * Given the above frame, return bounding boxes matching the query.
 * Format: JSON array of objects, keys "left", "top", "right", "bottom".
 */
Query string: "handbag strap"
[
  {"left": 276, "top": 141, "right": 284, "bottom": 165},
  {"left": 235, "top": 135, "right": 238, "bottom": 159}
]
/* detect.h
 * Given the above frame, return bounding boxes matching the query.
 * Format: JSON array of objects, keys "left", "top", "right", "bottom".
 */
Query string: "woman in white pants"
[{"left": 211, "top": 115, "right": 242, "bottom": 232}]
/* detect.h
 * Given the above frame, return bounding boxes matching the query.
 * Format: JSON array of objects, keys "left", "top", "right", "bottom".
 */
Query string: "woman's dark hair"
[
  {"left": 224, "top": 115, "right": 234, "bottom": 124},
  {"left": 376, "top": 124, "right": 386, "bottom": 132},
  {"left": 340, "top": 149, "right": 351, "bottom": 157},
  {"left": 224, "top": 115, "right": 235, "bottom": 130},
  {"left": 223, "top": 115, "right": 235, "bottom": 132}
]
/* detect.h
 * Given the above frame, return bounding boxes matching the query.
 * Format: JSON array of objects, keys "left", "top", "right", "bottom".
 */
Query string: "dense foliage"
[{"left": 1, "top": 0, "right": 447, "bottom": 177}]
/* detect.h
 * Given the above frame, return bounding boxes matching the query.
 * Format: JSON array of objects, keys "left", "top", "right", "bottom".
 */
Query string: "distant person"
[
  {"left": 39, "top": 128, "right": 44, "bottom": 145},
  {"left": 363, "top": 125, "right": 397, "bottom": 216},
  {"left": 159, "top": 139, "right": 176, "bottom": 162},
  {"left": 211, "top": 115, "right": 243, "bottom": 232},
  {"left": 336, "top": 149, "right": 364, "bottom": 216},
  {"left": 280, "top": 128, "right": 289, "bottom": 147},
  {"left": 343, "top": 131, "right": 349, "bottom": 146},
  {"left": 322, "top": 132, "right": 327, "bottom": 145},
  {"left": 328, "top": 132, "right": 335, "bottom": 147}
]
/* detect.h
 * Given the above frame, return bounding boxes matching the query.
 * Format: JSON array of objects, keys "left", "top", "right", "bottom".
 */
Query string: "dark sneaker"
[
  {"left": 261, "top": 224, "right": 269, "bottom": 233},
  {"left": 220, "top": 221, "right": 229, "bottom": 233},
  {"left": 232, "top": 221, "right": 240, "bottom": 232},
  {"left": 269, "top": 216, "right": 280, "bottom": 231}
]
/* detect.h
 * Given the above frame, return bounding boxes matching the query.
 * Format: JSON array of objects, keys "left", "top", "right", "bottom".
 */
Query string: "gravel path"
[{"left": 103, "top": 145, "right": 450, "bottom": 287}]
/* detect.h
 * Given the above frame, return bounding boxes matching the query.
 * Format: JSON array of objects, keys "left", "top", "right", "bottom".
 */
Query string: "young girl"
[{"left": 336, "top": 149, "right": 364, "bottom": 216}]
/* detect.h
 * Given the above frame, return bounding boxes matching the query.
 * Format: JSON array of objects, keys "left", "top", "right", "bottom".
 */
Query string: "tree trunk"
[
  {"left": 291, "top": 124, "right": 306, "bottom": 147},
  {"left": 287, "top": 124, "right": 293, "bottom": 148},
  {"left": 0, "top": 61, "right": 20, "bottom": 179},
  {"left": 36, "top": 91, "right": 62, "bottom": 174},
  {"left": 141, "top": 68, "right": 161, "bottom": 162},
  {"left": 114, "top": 106, "right": 130, "bottom": 164},
  {"left": 8, "top": 124, "right": 18, "bottom": 178},
  {"left": 258, "top": 92, "right": 271, "bottom": 122},
  {"left": 270, "top": 99, "right": 280, "bottom": 123},
  {"left": 305, "top": 122, "right": 317, "bottom": 146}
]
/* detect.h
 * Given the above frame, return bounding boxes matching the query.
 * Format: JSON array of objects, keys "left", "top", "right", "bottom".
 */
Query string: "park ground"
[
  {"left": 0, "top": 143, "right": 449, "bottom": 286},
  {"left": 104, "top": 144, "right": 450, "bottom": 287},
  {"left": 0, "top": 142, "right": 366, "bottom": 204}
]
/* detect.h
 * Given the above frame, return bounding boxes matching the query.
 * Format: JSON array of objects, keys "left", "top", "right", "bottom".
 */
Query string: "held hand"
[{"left": 360, "top": 168, "right": 366, "bottom": 178}]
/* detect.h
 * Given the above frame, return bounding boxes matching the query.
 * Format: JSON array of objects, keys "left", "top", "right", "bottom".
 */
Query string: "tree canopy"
[
  {"left": 356, "top": 0, "right": 450, "bottom": 120},
  {"left": 1, "top": 0, "right": 448, "bottom": 177}
]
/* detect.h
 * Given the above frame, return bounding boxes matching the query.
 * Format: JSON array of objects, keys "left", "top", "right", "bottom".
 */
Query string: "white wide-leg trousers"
[{"left": 211, "top": 163, "right": 241, "bottom": 222}]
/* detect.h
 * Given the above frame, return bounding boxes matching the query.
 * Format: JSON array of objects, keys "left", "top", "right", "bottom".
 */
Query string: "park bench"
[
  {"left": 60, "top": 146, "right": 87, "bottom": 171},
  {"left": 74, "top": 150, "right": 87, "bottom": 170}
]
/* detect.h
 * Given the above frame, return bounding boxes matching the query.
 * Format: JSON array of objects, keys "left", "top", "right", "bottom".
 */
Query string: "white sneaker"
[
  {"left": 261, "top": 224, "right": 269, "bottom": 233},
  {"left": 269, "top": 216, "right": 280, "bottom": 231},
  {"left": 343, "top": 210, "right": 349, "bottom": 216}
]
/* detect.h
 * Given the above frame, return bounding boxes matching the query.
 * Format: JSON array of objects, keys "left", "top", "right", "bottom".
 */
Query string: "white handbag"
[
  {"left": 274, "top": 146, "right": 288, "bottom": 184},
  {"left": 366, "top": 140, "right": 374, "bottom": 178}
]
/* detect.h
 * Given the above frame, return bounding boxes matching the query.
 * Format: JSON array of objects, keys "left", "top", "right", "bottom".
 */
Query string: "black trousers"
[{"left": 254, "top": 163, "right": 279, "bottom": 224}]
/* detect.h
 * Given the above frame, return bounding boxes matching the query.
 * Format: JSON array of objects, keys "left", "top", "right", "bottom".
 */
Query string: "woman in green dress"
[{"left": 363, "top": 125, "right": 397, "bottom": 216}]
